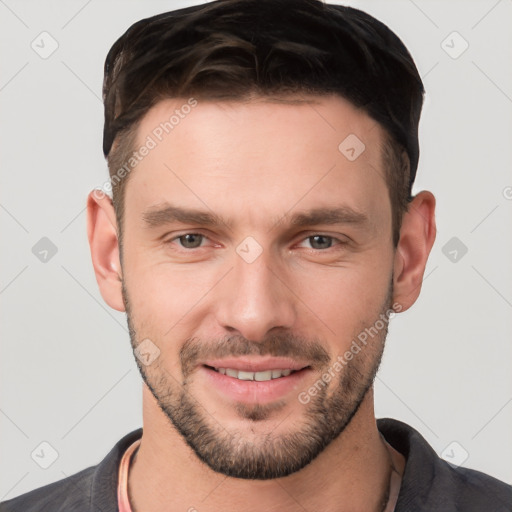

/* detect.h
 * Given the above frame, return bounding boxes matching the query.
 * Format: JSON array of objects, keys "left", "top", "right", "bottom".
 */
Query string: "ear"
[
  {"left": 86, "top": 190, "right": 125, "bottom": 312},
  {"left": 392, "top": 190, "right": 436, "bottom": 312}
]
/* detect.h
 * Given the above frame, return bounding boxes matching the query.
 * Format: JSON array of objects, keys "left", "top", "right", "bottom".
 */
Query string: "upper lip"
[{"left": 202, "top": 357, "right": 310, "bottom": 372}]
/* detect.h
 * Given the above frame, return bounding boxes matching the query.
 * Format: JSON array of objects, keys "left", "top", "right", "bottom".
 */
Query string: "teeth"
[
  {"left": 272, "top": 369, "right": 290, "bottom": 378},
  {"left": 254, "top": 370, "right": 272, "bottom": 381},
  {"left": 213, "top": 367, "right": 296, "bottom": 381}
]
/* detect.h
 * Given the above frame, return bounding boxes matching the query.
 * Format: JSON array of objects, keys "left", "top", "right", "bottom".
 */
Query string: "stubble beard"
[{"left": 122, "top": 280, "right": 393, "bottom": 480}]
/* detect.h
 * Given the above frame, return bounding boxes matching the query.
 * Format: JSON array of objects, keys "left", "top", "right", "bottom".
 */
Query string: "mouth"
[
  {"left": 199, "top": 361, "right": 313, "bottom": 404},
  {"left": 203, "top": 364, "right": 310, "bottom": 381}
]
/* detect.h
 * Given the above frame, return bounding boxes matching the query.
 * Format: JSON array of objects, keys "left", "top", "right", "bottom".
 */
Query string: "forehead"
[{"left": 123, "top": 95, "right": 389, "bottom": 230}]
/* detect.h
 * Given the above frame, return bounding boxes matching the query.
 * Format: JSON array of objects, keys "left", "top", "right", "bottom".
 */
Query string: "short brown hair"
[{"left": 102, "top": 0, "right": 423, "bottom": 249}]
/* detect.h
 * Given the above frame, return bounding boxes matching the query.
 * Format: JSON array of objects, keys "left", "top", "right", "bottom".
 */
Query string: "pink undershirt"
[{"left": 117, "top": 438, "right": 140, "bottom": 512}]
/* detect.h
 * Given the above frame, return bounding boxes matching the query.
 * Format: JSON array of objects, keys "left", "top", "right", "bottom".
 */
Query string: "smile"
[{"left": 206, "top": 365, "right": 300, "bottom": 381}]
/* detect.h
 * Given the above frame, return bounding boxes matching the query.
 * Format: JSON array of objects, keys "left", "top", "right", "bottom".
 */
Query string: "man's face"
[{"left": 120, "top": 95, "right": 396, "bottom": 479}]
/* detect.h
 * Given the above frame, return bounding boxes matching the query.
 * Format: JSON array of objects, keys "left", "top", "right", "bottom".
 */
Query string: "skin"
[{"left": 87, "top": 95, "right": 436, "bottom": 511}]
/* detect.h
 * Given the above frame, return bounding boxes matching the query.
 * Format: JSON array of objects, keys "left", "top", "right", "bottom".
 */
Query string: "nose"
[{"left": 214, "top": 248, "right": 297, "bottom": 342}]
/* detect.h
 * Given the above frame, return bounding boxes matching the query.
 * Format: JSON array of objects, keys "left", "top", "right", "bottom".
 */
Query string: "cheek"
[
  {"left": 298, "top": 261, "right": 393, "bottom": 341},
  {"left": 123, "top": 266, "right": 194, "bottom": 379},
  {"left": 123, "top": 253, "right": 219, "bottom": 340},
  {"left": 127, "top": 270, "right": 185, "bottom": 325}
]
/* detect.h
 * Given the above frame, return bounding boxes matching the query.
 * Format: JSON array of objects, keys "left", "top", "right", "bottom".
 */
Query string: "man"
[{"left": 1, "top": 0, "right": 511, "bottom": 511}]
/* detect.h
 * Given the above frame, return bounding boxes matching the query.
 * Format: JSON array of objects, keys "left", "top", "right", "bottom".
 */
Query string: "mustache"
[{"left": 180, "top": 332, "right": 331, "bottom": 378}]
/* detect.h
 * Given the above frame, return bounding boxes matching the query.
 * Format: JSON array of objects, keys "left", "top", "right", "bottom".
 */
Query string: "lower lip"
[{"left": 200, "top": 365, "right": 312, "bottom": 404}]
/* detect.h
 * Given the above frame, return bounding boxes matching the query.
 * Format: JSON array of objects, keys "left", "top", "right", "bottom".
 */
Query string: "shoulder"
[
  {"left": 0, "top": 466, "right": 95, "bottom": 512},
  {"left": 378, "top": 418, "right": 512, "bottom": 512},
  {"left": 0, "top": 427, "right": 143, "bottom": 512},
  {"left": 448, "top": 465, "right": 512, "bottom": 510}
]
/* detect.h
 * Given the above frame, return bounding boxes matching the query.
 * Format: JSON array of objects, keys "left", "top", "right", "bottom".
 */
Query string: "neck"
[{"left": 128, "top": 386, "right": 404, "bottom": 512}]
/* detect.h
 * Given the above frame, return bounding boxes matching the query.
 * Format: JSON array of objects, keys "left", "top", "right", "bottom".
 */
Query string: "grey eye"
[
  {"left": 178, "top": 234, "right": 204, "bottom": 249},
  {"left": 307, "top": 235, "right": 334, "bottom": 250}
]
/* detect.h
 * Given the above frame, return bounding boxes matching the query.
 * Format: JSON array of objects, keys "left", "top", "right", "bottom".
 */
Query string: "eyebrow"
[
  {"left": 142, "top": 204, "right": 231, "bottom": 229},
  {"left": 283, "top": 206, "right": 368, "bottom": 228},
  {"left": 142, "top": 203, "right": 369, "bottom": 231}
]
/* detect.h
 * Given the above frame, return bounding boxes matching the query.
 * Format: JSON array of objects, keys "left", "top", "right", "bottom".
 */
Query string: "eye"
[
  {"left": 299, "top": 235, "right": 344, "bottom": 250},
  {"left": 171, "top": 233, "right": 206, "bottom": 249}
]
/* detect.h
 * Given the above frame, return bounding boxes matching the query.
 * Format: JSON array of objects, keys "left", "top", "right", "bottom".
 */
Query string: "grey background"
[{"left": 1, "top": 0, "right": 511, "bottom": 500}]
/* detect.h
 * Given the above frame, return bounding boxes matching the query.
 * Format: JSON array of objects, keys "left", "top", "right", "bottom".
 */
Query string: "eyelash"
[{"left": 164, "top": 233, "right": 347, "bottom": 252}]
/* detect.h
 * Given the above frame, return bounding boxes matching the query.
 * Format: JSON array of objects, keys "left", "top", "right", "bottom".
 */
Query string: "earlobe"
[
  {"left": 86, "top": 190, "right": 125, "bottom": 312},
  {"left": 392, "top": 191, "right": 436, "bottom": 312}
]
